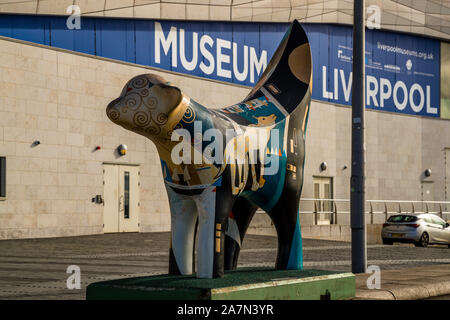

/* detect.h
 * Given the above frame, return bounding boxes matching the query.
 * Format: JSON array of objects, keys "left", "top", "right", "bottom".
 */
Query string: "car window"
[
  {"left": 431, "top": 217, "right": 446, "bottom": 226},
  {"left": 421, "top": 215, "right": 434, "bottom": 224},
  {"left": 387, "top": 215, "right": 417, "bottom": 222}
]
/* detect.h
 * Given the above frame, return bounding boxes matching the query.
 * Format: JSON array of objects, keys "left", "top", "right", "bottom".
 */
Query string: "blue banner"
[
  {"left": 0, "top": 14, "right": 441, "bottom": 117},
  {"left": 304, "top": 24, "right": 441, "bottom": 117}
]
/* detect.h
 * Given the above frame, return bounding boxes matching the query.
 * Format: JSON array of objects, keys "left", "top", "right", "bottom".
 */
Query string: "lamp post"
[{"left": 351, "top": 0, "right": 367, "bottom": 274}]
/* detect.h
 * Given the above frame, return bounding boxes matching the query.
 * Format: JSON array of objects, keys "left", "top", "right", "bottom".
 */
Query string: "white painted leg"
[
  {"left": 193, "top": 186, "right": 216, "bottom": 278},
  {"left": 166, "top": 186, "right": 198, "bottom": 275}
]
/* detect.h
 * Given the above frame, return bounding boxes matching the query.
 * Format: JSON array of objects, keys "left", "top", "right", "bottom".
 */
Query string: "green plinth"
[{"left": 86, "top": 268, "right": 355, "bottom": 300}]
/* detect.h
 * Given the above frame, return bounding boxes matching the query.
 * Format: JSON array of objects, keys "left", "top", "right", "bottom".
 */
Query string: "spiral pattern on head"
[
  {"left": 144, "top": 96, "right": 158, "bottom": 109},
  {"left": 130, "top": 76, "right": 148, "bottom": 89},
  {"left": 124, "top": 93, "right": 142, "bottom": 111},
  {"left": 108, "top": 109, "right": 120, "bottom": 121},
  {"left": 182, "top": 107, "right": 195, "bottom": 123},
  {"left": 156, "top": 113, "right": 168, "bottom": 125},
  {"left": 133, "top": 111, "right": 150, "bottom": 127},
  {"left": 145, "top": 124, "right": 161, "bottom": 135},
  {"left": 140, "top": 88, "right": 150, "bottom": 97}
]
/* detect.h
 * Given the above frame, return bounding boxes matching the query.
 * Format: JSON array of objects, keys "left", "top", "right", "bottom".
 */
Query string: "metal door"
[{"left": 103, "top": 164, "right": 140, "bottom": 233}]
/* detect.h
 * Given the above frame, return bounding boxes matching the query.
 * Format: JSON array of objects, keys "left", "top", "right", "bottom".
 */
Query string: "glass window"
[
  {"left": 441, "top": 42, "right": 450, "bottom": 119},
  {"left": 0, "top": 157, "right": 5, "bottom": 198},
  {"left": 124, "top": 171, "right": 130, "bottom": 219},
  {"left": 387, "top": 215, "right": 418, "bottom": 222},
  {"left": 323, "top": 183, "right": 331, "bottom": 212},
  {"left": 431, "top": 216, "right": 445, "bottom": 226}
]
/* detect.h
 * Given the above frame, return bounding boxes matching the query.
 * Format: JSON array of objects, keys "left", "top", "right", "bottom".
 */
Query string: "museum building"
[{"left": 0, "top": 0, "right": 449, "bottom": 240}]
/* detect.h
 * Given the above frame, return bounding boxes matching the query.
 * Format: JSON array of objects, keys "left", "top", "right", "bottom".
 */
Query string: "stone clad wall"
[{"left": 0, "top": 0, "right": 448, "bottom": 40}]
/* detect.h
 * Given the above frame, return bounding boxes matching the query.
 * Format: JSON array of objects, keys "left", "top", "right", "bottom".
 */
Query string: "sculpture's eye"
[{"left": 120, "top": 86, "right": 133, "bottom": 97}]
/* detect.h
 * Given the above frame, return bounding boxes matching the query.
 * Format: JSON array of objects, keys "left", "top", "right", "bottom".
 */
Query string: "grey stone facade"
[{"left": 0, "top": 0, "right": 449, "bottom": 39}]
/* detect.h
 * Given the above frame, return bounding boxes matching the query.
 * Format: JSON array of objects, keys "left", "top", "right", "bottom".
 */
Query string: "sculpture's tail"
[{"left": 219, "top": 20, "right": 312, "bottom": 128}]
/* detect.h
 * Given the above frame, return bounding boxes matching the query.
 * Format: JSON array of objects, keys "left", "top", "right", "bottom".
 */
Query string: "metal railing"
[
  {"left": 303, "top": 199, "right": 450, "bottom": 225},
  {"left": 256, "top": 199, "right": 450, "bottom": 225}
]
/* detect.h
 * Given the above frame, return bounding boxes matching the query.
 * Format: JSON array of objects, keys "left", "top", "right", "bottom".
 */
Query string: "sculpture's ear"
[
  {"left": 288, "top": 43, "right": 312, "bottom": 84},
  {"left": 241, "top": 20, "right": 312, "bottom": 117},
  {"left": 151, "top": 83, "right": 182, "bottom": 111}
]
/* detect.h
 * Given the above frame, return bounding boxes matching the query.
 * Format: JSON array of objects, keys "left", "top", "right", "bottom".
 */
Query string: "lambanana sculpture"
[{"left": 106, "top": 20, "right": 312, "bottom": 278}]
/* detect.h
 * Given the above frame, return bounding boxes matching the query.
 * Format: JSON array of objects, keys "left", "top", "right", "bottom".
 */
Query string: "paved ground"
[
  {"left": 0, "top": 232, "right": 449, "bottom": 300},
  {"left": 355, "top": 264, "right": 450, "bottom": 300}
]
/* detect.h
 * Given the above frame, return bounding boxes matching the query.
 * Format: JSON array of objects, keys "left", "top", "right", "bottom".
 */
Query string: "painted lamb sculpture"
[{"left": 106, "top": 20, "right": 312, "bottom": 278}]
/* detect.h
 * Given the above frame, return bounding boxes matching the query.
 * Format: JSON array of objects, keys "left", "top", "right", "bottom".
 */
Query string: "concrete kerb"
[{"left": 355, "top": 278, "right": 450, "bottom": 300}]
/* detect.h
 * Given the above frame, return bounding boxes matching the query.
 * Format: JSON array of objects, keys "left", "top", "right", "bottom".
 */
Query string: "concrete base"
[{"left": 86, "top": 268, "right": 355, "bottom": 300}]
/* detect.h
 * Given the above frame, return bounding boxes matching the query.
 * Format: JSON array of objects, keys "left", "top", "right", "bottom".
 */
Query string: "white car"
[{"left": 381, "top": 213, "right": 450, "bottom": 247}]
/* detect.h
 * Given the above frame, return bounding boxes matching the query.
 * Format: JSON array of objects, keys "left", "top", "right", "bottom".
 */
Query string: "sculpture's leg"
[
  {"left": 193, "top": 185, "right": 219, "bottom": 278},
  {"left": 224, "top": 196, "right": 259, "bottom": 270},
  {"left": 166, "top": 186, "right": 198, "bottom": 275},
  {"left": 194, "top": 176, "right": 237, "bottom": 278},
  {"left": 268, "top": 191, "right": 303, "bottom": 270}
]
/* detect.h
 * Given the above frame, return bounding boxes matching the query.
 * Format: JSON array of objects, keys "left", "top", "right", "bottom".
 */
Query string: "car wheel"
[
  {"left": 416, "top": 232, "right": 429, "bottom": 248},
  {"left": 382, "top": 238, "right": 393, "bottom": 245}
]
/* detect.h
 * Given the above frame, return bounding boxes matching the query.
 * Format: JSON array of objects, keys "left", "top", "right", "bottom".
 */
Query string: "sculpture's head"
[{"left": 106, "top": 74, "right": 182, "bottom": 140}]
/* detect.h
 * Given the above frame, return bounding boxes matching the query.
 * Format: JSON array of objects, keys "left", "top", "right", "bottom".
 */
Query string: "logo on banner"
[
  {"left": 314, "top": 25, "right": 440, "bottom": 117},
  {"left": 406, "top": 59, "right": 412, "bottom": 71}
]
